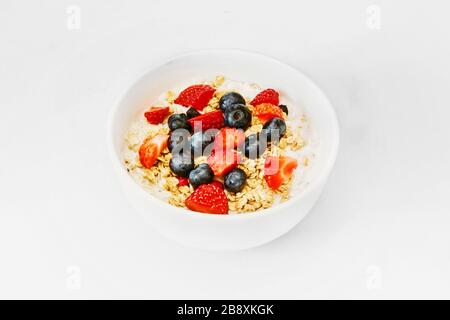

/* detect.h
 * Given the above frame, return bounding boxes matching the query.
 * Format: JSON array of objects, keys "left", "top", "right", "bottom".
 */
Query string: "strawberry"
[
  {"left": 138, "top": 134, "right": 169, "bottom": 169},
  {"left": 144, "top": 106, "right": 170, "bottom": 125},
  {"left": 264, "top": 156, "right": 298, "bottom": 190},
  {"left": 174, "top": 84, "right": 216, "bottom": 111},
  {"left": 177, "top": 177, "right": 190, "bottom": 187},
  {"left": 207, "top": 149, "right": 240, "bottom": 176},
  {"left": 211, "top": 180, "right": 224, "bottom": 189},
  {"left": 213, "top": 127, "right": 245, "bottom": 152},
  {"left": 188, "top": 110, "right": 224, "bottom": 132},
  {"left": 250, "top": 89, "right": 279, "bottom": 106},
  {"left": 185, "top": 183, "right": 229, "bottom": 214},
  {"left": 253, "top": 103, "right": 285, "bottom": 123}
]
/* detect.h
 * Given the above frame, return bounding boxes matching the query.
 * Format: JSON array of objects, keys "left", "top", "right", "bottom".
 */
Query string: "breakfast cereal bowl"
[{"left": 107, "top": 49, "right": 339, "bottom": 251}]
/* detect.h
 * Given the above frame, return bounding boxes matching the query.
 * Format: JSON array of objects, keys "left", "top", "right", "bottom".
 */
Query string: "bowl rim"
[{"left": 107, "top": 48, "right": 340, "bottom": 221}]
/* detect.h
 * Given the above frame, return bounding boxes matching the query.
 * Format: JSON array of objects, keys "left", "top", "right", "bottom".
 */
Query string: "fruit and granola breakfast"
[{"left": 123, "top": 76, "right": 316, "bottom": 215}]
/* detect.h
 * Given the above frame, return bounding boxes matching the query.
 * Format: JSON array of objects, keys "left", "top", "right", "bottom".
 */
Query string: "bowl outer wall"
[{"left": 107, "top": 49, "right": 339, "bottom": 251}]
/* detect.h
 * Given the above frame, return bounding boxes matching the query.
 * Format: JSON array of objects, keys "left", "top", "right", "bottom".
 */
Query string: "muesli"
[{"left": 123, "top": 76, "right": 316, "bottom": 214}]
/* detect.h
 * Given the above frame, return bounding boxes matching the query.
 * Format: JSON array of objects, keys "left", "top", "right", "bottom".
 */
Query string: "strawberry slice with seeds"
[
  {"left": 253, "top": 103, "right": 285, "bottom": 123},
  {"left": 207, "top": 149, "right": 240, "bottom": 176},
  {"left": 213, "top": 127, "right": 245, "bottom": 152},
  {"left": 188, "top": 110, "right": 224, "bottom": 132},
  {"left": 264, "top": 156, "right": 298, "bottom": 190},
  {"left": 185, "top": 183, "right": 229, "bottom": 214},
  {"left": 174, "top": 84, "right": 216, "bottom": 111},
  {"left": 250, "top": 88, "right": 279, "bottom": 106},
  {"left": 144, "top": 106, "right": 170, "bottom": 124},
  {"left": 138, "top": 134, "right": 169, "bottom": 169}
]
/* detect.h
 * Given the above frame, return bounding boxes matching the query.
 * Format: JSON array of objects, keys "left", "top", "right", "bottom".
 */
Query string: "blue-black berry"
[
  {"left": 186, "top": 107, "right": 201, "bottom": 119},
  {"left": 189, "top": 163, "right": 214, "bottom": 188},
  {"left": 168, "top": 114, "right": 192, "bottom": 131},
  {"left": 262, "top": 117, "right": 286, "bottom": 142},
  {"left": 224, "top": 104, "right": 252, "bottom": 130},
  {"left": 219, "top": 92, "right": 246, "bottom": 112},
  {"left": 224, "top": 168, "right": 247, "bottom": 193},
  {"left": 243, "top": 134, "right": 268, "bottom": 159},
  {"left": 279, "top": 104, "right": 288, "bottom": 115},
  {"left": 169, "top": 154, "right": 194, "bottom": 177}
]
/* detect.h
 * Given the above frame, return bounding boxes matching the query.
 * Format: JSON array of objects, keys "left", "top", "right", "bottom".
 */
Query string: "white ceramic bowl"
[{"left": 107, "top": 50, "right": 339, "bottom": 251}]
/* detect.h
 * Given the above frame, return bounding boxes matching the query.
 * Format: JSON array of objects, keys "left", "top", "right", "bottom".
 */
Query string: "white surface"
[{"left": 1, "top": 0, "right": 449, "bottom": 299}]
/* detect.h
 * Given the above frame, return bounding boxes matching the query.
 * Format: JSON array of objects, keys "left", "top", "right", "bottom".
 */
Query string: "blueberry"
[
  {"left": 262, "top": 117, "right": 286, "bottom": 142},
  {"left": 243, "top": 134, "right": 268, "bottom": 159},
  {"left": 224, "top": 104, "right": 252, "bottom": 130},
  {"left": 279, "top": 104, "right": 288, "bottom": 115},
  {"left": 190, "top": 131, "right": 215, "bottom": 157},
  {"left": 168, "top": 114, "right": 191, "bottom": 131},
  {"left": 219, "top": 92, "right": 246, "bottom": 112},
  {"left": 168, "top": 129, "right": 191, "bottom": 154},
  {"left": 169, "top": 154, "right": 194, "bottom": 177},
  {"left": 186, "top": 107, "right": 201, "bottom": 119},
  {"left": 224, "top": 168, "right": 247, "bottom": 193},
  {"left": 189, "top": 163, "right": 214, "bottom": 188}
]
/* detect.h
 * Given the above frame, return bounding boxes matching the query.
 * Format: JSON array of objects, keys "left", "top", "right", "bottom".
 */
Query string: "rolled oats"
[{"left": 124, "top": 76, "right": 312, "bottom": 214}]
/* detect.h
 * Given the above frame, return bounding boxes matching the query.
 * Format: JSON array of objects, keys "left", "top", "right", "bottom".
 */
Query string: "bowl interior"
[{"left": 110, "top": 50, "right": 339, "bottom": 212}]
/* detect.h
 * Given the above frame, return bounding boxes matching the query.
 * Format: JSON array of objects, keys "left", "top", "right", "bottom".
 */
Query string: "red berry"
[
  {"left": 188, "top": 110, "right": 224, "bottom": 132},
  {"left": 174, "top": 84, "right": 216, "bottom": 111},
  {"left": 177, "top": 177, "right": 190, "bottom": 187},
  {"left": 264, "top": 156, "right": 298, "bottom": 190},
  {"left": 250, "top": 89, "right": 279, "bottom": 106},
  {"left": 185, "top": 183, "right": 229, "bottom": 214},
  {"left": 211, "top": 180, "right": 224, "bottom": 189},
  {"left": 144, "top": 107, "right": 170, "bottom": 125},
  {"left": 207, "top": 149, "right": 241, "bottom": 176},
  {"left": 139, "top": 134, "right": 169, "bottom": 169},
  {"left": 253, "top": 103, "right": 285, "bottom": 123},
  {"left": 213, "top": 127, "right": 245, "bottom": 152}
]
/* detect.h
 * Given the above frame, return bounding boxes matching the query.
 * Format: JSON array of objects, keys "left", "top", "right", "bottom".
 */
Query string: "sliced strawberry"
[
  {"left": 253, "top": 103, "right": 285, "bottom": 123},
  {"left": 207, "top": 149, "right": 240, "bottom": 176},
  {"left": 211, "top": 180, "right": 224, "bottom": 189},
  {"left": 138, "top": 134, "right": 169, "bottom": 169},
  {"left": 177, "top": 177, "right": 189, "bottom": 187},
  {"left": 213, "top": 127, "right": 245, "bottom": 152},
  {"left": 188, "top": 110, "right": 224, "bottom": 132},
  {"left": 250, "top": 89, "right": 279, "bottom": 106},
  {"left": 185, "top": 183, "right": 229, "bottom": 214},
  {"left": 174, "top": 84, "right": 216, "bottom": 111},
  {"left": 264, "top": 156, "right": 298, "bottom": 190},
  {"left": 144, "top": 106, "right": 170, "bottom": 124}
]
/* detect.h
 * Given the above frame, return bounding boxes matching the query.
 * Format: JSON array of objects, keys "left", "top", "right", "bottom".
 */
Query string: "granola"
[{"left": 123, "top": 76, "right": 316, "bottom": 214}]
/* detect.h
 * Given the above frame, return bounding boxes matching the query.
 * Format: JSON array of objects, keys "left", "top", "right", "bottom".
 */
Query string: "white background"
[{"left": 1, "top": 0, "right": 450, "bottom": 299}]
